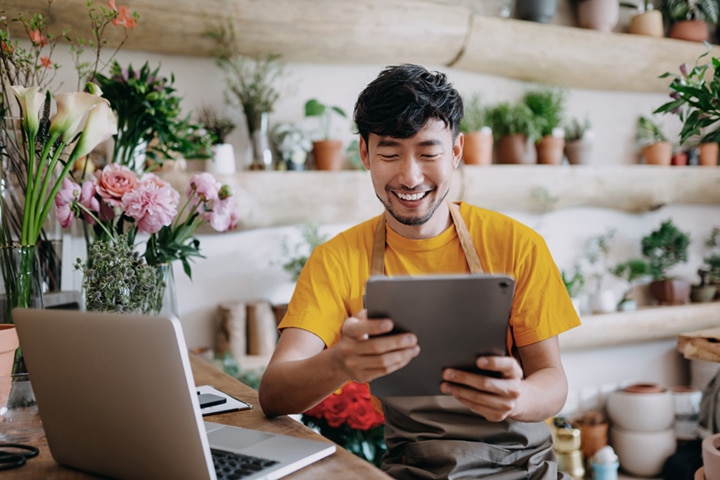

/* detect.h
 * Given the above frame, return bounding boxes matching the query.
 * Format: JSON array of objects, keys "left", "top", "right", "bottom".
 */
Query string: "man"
[{"left": 259, "top": 64, "right": 581, "bottom": 479}]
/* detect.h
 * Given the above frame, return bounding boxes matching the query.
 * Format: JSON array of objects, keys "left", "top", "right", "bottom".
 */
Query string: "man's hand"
[
  {"left": 331, "top": 309, "right": 420, "bottom": 384},
  {"left": 439, "top": 356, "right": 524, "bottom": 422}
]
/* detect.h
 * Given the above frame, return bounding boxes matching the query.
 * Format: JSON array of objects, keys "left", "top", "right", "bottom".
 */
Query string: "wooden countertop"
[
  {"left": 6, "top": 354, "right": 391, "bottom": 479},
  {"left": 678, "top": 327, "right": 720, "bottom": 363}
]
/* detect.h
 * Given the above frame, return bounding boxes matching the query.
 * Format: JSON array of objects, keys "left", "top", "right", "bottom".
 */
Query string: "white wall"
[{"left": 47, "top": 43, "right": 719, "bottom": 412}]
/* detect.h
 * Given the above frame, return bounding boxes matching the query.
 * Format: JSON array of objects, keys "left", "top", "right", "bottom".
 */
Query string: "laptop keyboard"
[{"left": 212, "top": 448, "right": 279, "bottom": 479}]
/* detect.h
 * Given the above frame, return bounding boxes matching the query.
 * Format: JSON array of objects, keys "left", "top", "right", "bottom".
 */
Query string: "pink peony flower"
[
  {"left": 188, "top": 172, "right": 220, "bottom": 205},
  {"left": 95, "top": 163, "right": 139, "bottom": 207},
  {"left": 55, "top": 178, "right": 81, "bottom": 228},
  {"left": 205, "top": 197, "right": 239, "bottom": 232},
  {"left": 140, "top": 173, "right": 180, "bottom": 205},
  {"left": 122, "top": 180, "right": 179, "bottom": 234}
]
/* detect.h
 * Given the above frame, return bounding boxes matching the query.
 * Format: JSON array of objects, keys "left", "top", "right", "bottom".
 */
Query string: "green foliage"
[
  {"left": 460, "top": 93, "right": 489, "bottom": 133},
  {"left": 611, "top": 259, "right": 651, "bottom": 283},
  {"left": 655, "top": 45, "right": 720, "bottom": 146},
  {"left": 561, "top": 267, "right": 585, "bottom": 297},
  {"left": 662, "top": 0, "right": 719, "bottom": 22},
  {"left": 641, "top": 219, "right": 690, "bottom": 280},
  {"left": 304, "top": 98, "right": 348, "bottom": 140},
  {"left": 485, "top": 101, "right": 540, "bottom": 142},
  {"left": 523, "top": 88, "right": 568, "bottom": 137},
  {"left": 94, "top": 60, "right": 210, "bottom": 166},
  {"left": 635, "top": 115, "right": 668, "bottom": 147},
  {"left": 281, "top": 224, "right": 329, "bottom": 281},
  {"left": 197, "top": 106, "right": 236, "bottom": 144},
  {"left": 216, "top": 352, "right": 262, "bottom": 390},
  {"left": 76, "top": 233, "right": 161, "bottom": 313},
  {"left": 564, "top": 116, "right": 591, "bottom": 142}
]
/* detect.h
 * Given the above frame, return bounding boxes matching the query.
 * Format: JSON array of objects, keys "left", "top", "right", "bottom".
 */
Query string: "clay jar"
[
  {"left": 576, "top": 410, "right": 608, "bottom": 461},
  {"left": 606, "top": 383, "right": 674, "bottom": 432}
]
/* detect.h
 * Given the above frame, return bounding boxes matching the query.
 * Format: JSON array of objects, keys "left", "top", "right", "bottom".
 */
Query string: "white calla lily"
[
  {"left": 50, "top": 92, "right": 106, "bottom": 144},
  {"left": 72, "top": 100, "right": 118, "bottom": 160},
  {"left": 10, "top": 86, "right": 44, "bottom": 137}
]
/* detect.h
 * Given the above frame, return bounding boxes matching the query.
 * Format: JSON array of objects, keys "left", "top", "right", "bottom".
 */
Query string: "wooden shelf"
[
  {"left": 9, "top": 0, "right": 720, "bottom": 92},
  {"left": 160, "top": 165, "right": 720, "bottom": 231},
  {"left": 560, "top": 302, "right": 720, "bottom": 351}
]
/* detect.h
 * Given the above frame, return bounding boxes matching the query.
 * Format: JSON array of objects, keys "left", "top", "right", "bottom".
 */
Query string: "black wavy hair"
[{"left": 353, "top": 64, "right": 464, "bottom": 144}]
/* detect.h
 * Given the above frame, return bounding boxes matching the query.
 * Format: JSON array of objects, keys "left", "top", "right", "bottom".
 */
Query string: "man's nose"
[{"left": 397, "top": 157, "right": 423, "bottom": 187}]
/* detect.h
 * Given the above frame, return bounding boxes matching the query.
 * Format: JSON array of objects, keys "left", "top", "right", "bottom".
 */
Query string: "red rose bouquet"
[{"left": 302, "top": 382, "right": 386, "bottom": 467}]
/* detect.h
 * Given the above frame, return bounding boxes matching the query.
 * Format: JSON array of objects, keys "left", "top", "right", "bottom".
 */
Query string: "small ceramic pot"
[
  {"left": 702, "top": 433, "right": 720, "bottom": 480},
  {"left": 610, "top": 426, "right": 676, "bottom": 477},
  {"left": 606, "top": 384, "right": 674, "bottom": 432}
]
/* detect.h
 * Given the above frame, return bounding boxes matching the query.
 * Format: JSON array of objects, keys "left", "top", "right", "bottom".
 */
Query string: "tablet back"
[{"left": 365, "top": 274, "right": 514, "bottom": 398}]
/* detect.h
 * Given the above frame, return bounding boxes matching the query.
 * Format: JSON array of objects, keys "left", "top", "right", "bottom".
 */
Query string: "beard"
[{"left": 378, "top": 187, "right": 450, "bottom": 226}]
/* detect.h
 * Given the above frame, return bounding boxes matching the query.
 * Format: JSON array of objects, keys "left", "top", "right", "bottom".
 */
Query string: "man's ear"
[
  {"left": 359, "top": 136, "right": 371, "bottom": 170},
  {"left": 453, "top": 133, "right": 464, "bottom": 169}
]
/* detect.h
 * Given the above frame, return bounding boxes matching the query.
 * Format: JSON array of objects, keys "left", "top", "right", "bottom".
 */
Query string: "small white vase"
[
  {"left": 589, "top": 290, "right": 617, "bottom": 314},
  {"left": 207, "top": 143, "right": 236, "bottom": 175}
]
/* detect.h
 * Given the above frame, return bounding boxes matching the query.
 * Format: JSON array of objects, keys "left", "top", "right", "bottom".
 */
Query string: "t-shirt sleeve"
[{"left": 510, "top": 232, "right": 581, "bottom": 348}]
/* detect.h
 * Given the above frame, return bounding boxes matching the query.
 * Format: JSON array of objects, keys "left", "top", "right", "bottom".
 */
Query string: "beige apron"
[{"left": 372, "top": 202, "right": 567, "bottom": 480}]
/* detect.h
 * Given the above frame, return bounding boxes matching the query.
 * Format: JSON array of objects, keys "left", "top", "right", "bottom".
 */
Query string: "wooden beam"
[
  {"left": 5, "top": 1, "right": 717, "bottom": 92},
  {"left": 453, "top": 15, "right": 720, "bottom": 93}
]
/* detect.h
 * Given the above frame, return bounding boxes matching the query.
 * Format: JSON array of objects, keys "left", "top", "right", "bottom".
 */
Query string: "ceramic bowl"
[
  {"left": 605, "top": 385, "right": 674, "bottom": 432},
  {"left": 610, "top": 426, "right": 676, "bottom": 478}
]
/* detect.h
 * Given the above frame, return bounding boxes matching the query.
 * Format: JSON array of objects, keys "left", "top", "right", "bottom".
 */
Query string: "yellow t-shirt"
[{"left": 279, "top": 202, "right": 580, "bottom": 352}]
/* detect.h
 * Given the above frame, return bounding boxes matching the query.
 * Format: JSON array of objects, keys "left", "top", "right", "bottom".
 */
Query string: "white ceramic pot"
[
  {"left": 605, "top": 385, "right": 674, "bottom": 432},
  {"left": 610, "top": 426, "right": 676, "bottom": 477},
  {"left": 207, "top": 143, "right": 236, "bottom": 175}
]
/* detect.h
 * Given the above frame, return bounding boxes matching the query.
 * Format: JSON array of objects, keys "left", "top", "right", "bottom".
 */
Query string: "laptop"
[
  {"left": 365, "top": 274, "right": 514, "bottom": 398},
  {"left": 13, "top": 308, "right": 336, "bottom": 480}
]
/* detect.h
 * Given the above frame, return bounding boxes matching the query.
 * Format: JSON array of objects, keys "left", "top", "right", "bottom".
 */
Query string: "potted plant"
[
  {"left": 460, "top": 93, "right": 493, "bottom": 166},
  {"left": 304, "top": 98, "right": 348, "bottom": 170},
  {"left": 270, "top": 122, "right": 312, "bottom": 171},
  {"left": 696, "top": 226, "right": 720, "bottom": 299},
  {"left": 654, "top": 46, "right": 720, "bottom": 166},
  {"left": 485, "top": 101, "right": 540, "bottom": 164},
  {"left": 621, "top": 1, "right": 664, "bottom": 37},
  {"left": 583, "top": 228, "right": 619, "bottom": 313},
  {"left": 610, "top": 259, "right": 651, "bottom": 311},
  {"left": 571, "top": 0, "right": 621, "bottom": 32},
  {"left": 640, "top": 219, "right": 691, "bottom": 305},
  {"left": 197, "top": 106, "right": 237, "bottom": 175},
  {"left": 661, "top": 0, "right": 719, "bottom": 42},
  {"left": 563, "top": 116, "right": 593, "bottom": 165},
  {"left": 635, "top": 115, "right": 672, "bottom": 165},
  {"left": 207, "top": 21, "right": 286, "bottom": 170},
  {"left": 523, "top": 87, "right": 568, "bottom": 165}
]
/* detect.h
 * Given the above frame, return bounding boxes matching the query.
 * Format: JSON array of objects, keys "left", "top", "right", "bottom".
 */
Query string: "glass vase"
[
  {"left": 0, "top": 245, "right": 45, "bottom": 374},
  {"left": 248, "top": 112, "right": 273, "bottom": 170},
  {"left": 150, "top": 264, "right": 179, "bottom": 318}
]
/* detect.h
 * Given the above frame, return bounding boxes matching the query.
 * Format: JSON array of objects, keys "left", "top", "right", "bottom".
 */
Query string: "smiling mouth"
[{"left": 394, "top": 191, "right": 428, "bottom": 201}]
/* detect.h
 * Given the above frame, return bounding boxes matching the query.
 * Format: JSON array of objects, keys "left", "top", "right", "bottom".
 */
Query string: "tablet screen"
[{"left": 365, "top": 273, "right": 514, "bottom": 398}]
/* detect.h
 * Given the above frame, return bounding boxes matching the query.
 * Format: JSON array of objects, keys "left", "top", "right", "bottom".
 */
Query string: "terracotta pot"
[
  {"left": 536, "top": 135, "right": 565, "bottom": 165},
  {"left": 312, "top": 140, "right": 344, "bottom": 171},
  {"left": 462, "top": 129, "right": 493, "bottom": 165},
  {"left": 495, "top": 134, "right": 535, "bottom": 164},
  {"left": 576, "top": 0, "right": 619, "bottom": 33},
  {"left": 698, "top": 142, "right": 719, "bottom": 166},
  {"left": 642, "top": 141, "right": 672, "bottom": 166},
  {"left": 564, "top": 140, "right": 591, "bottom": 165},
  {"left": 628, "top": 11, "right": 664, "bottom": 37},
  {"left": 0, "top": 324, "right": 19, "bottom": 378},
  {"left": 671, "top": 151, "right": 688, "bottom": 166},
  {"left": 576, "top": 411, "right": 609, "bottom": 460},
  {"left": 669, "top": 20, "right": 710, "bottom": 42},
  {"left": 649, "top": 278, "right": 691, "bottom": 305}
]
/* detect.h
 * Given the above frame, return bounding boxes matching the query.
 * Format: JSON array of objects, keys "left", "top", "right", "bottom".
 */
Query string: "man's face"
[{"left": 360, "top": 119, "right": 462, "bottom": 238}]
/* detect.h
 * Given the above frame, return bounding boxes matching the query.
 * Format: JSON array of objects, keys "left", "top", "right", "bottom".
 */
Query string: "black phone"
[{"left": 197, "top": 392, "right": 227, "bottom": 409}]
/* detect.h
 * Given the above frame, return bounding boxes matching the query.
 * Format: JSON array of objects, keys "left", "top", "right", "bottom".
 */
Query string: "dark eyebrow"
[{"left": 375, "top": 138, "right": 443, "bottom": 148}]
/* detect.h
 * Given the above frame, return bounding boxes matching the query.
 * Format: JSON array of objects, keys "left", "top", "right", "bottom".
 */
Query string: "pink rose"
[
  {"left": 79, "top": 180, "right": 101, "bottom": 225},
  {"left": 55, "top": 178, "right": 80, "bottom": 228},
  {"left": 95, "top": 163, "right": 139, "bottom": 207},
  {"left": 122, "top": 180, "right": 178, "bottom": 234}
]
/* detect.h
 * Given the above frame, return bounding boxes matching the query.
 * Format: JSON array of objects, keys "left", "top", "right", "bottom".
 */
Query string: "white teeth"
[{"left": 396, "top": 192, "right": 425, "bottom": 201}]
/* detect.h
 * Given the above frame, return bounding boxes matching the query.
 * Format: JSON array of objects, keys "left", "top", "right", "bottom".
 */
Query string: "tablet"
[{"left": 365, "top": 273, "right": 515, "bottom": 398}]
